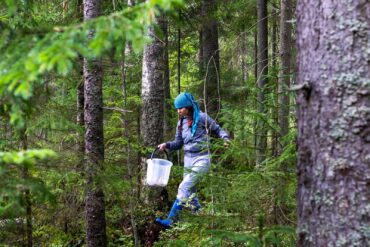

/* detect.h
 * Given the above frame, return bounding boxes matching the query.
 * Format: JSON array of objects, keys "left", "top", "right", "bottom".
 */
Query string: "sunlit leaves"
[
  {"left": 0, "top": 0, "right": 184, "bottom": 129},
  {"left": 0, "top": 149, "right": 56, "bottom": 167}
]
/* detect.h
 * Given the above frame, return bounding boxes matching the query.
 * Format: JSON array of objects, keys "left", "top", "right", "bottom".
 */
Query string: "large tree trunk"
[
  {"left": 141, "top": 13, "right": 166, "bottom": 176},
  {"left": 296, "top": 1, "right": 370, "bottom": 246},
  {"left": 200, "top": 0, "right": 220, "bottom": 117},
  {"left": 256, "top": 0, "right": 268, "bottom": 164},
  {"left": 83, "top": 0, "right": 107, "bottom": 246},
  {"left": 141, "top": 16, "right": 166, "bottom": 153},
  {"left": 278, "top": 0, "right": 293, "bottom": 153},
  {"left": 140, "top": 11, "right": 168, "bottom": 246}
]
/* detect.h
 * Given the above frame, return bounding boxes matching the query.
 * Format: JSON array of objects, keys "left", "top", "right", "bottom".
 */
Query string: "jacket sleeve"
[
  {"left": 205, "top": 115, "right": 230, "bottom": 141},
  {"left": 165, "top": 120, "right": 184, "bottom": 150}
]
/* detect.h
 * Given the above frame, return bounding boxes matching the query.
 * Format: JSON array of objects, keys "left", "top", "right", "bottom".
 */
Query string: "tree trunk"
[
  {"left": 141, "top": 12, "right": 166, "bottom": 173},
  {"left": 83, "top": 0, "right": 107, "bottom": 246},
  {"left": 140, "top": 10, "right": 168, "bottom": 246},
  {"left": 141, "top": 13, "right": 166, "bottom": 200},
  {"left": 200, "top": 0, "right": 220, "bottom": 117},
  {"left": 256, "top": 0, "right": 268, "bottom": 164},
  {"left": 296, "top": 1, "right": 370, "bottom": 246},
  {"left": 278, "top": 0, "right": 293, "bottom": 153}
]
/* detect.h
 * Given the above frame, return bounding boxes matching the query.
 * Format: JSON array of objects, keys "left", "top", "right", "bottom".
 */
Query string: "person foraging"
[{"left": 155, "top": 92, "right": 230, "bottom": 228}]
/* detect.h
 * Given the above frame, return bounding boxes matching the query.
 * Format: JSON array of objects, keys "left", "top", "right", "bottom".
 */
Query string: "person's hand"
[{"left": 158, "top": 143, "right": 167, "bottom": 151}]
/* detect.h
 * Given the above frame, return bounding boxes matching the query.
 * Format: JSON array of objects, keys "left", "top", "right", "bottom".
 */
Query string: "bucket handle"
[{"left": 150, "top": 147, "right": 169, "bottom": 160}]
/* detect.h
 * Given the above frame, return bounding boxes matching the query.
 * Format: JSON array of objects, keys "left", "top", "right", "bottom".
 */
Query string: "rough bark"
[
  {"left": 278, "top": 0, "right": 293, "bottom": 153},
  {"left": 83, "top": 0, "right": 107, "bottom": 246},
  {"left": 256, "top": 0, "right": 268, "bottom": 164},
  {"left": 200, "top": 0, "right": 220, "bottom": 117},
  {"left": 141, "top": 13, "right": 166, "bottom": 155},
  {"left": 296, "top": 1, "right": 370, "bottom": 246}
]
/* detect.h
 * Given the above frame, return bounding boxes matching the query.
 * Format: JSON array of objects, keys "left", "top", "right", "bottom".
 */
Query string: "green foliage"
[
  {"left": 0, "top": 149, "right": 55, "bottom": 166},
  {"left": 0, "top": 149, "right": 56, "bottom": 217},
  {"left": 0, "top": 0, "right": 299, "bottom": 245},
  {"left": 155, "top": 0, "right": 297, "bottom": 243},
  {"left": 0, "top": 0, "right": 183, "bottom": 129}
]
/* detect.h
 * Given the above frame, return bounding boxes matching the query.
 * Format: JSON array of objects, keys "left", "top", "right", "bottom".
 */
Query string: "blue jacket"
[{"left": 166, "top": 112, "right": 230, "bottom": 155}]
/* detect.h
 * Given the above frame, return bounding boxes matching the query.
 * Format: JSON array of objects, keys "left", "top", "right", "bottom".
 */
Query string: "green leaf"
[{"left": 14, "top": 81, "right": 32, "bottom": 99}]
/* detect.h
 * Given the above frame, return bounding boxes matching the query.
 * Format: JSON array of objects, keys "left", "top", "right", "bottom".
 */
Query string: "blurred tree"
[
  {"left": 199, "top": 0, "right": 220, "bottom": 118},
  {"left": 278, "top": 0, "right": 293, "bottom": 153},
  {"left": 140, "top": 8, "right": 168, "bottom": 246},
  {"left": 256, "top": 0, "right": 268, "bottom": 164}
]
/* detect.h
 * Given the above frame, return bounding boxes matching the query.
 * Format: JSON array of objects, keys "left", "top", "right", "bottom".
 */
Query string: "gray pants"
[{"left": 176, "top": 153, "right": 211, "bottom": 202}]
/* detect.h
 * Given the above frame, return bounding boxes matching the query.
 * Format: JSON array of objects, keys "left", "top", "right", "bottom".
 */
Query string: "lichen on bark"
[{"left": 296, "top": 1, "right": 370, "bottom": 246}]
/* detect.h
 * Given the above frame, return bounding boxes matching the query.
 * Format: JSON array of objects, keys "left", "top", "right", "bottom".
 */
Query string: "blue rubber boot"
[
  {"left": 190, "top": 197, "right": 202, "bottom": 213},
  {"left": 155, "top": 199, "right": 183, "bottom": 228}
]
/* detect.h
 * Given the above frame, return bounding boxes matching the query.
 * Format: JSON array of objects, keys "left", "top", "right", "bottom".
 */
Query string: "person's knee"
[{"left": 177, "top": 184, "right": 193, "bottom": 199}]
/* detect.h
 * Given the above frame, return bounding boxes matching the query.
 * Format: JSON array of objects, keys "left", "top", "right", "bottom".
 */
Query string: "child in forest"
[{"left": 155, "top": 92, "right": 230, "bottom": 228}]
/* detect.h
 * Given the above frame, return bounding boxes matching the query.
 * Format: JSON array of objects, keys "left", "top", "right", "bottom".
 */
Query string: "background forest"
[{"left": 2, "top": 0, "right": 363, "bottom": 246}]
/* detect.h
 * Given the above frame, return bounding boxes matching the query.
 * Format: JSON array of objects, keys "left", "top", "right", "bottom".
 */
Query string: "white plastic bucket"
[{"left": 146, "top": 158, "right": 173, "bottom": 187}]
